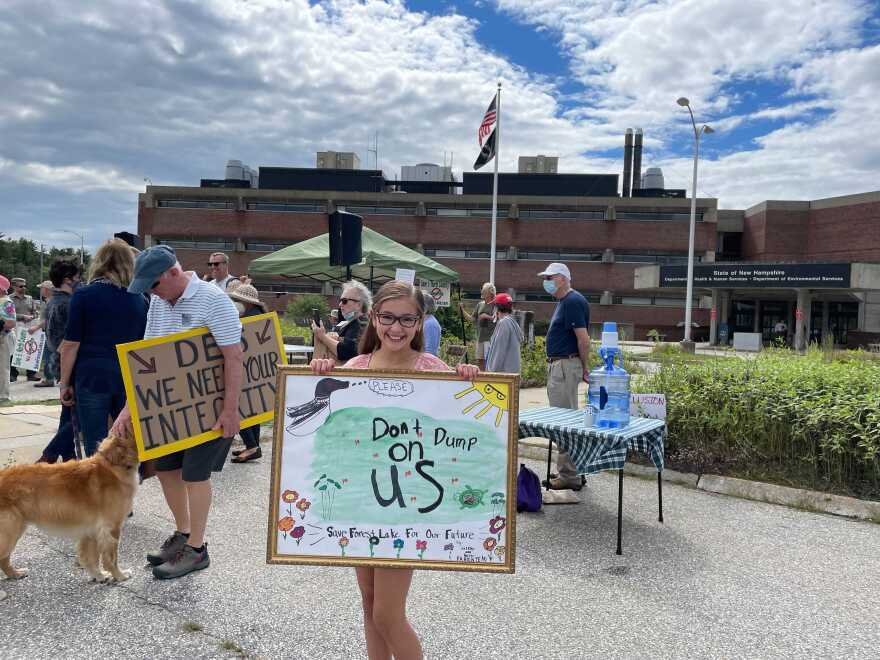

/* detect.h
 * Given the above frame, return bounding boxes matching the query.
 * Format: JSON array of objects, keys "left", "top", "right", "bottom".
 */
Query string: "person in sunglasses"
[
  {"left": 311, "top": 280, "right": 478, "bottom": 660},
  {"left": 207, "top": 252, "right": 239, "bottom": 290},
  {"left": 311, "top": 280, "right": 372, "bottom": 363}
]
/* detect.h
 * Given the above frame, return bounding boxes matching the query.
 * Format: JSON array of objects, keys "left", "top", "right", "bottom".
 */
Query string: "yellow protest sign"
[{"left": 116, "top": 312, "right": 286, "bottom": 461}]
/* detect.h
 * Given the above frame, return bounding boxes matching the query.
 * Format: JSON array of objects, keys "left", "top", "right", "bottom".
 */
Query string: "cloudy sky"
[{"left": 2, "top": 0, "right": 878, "bottom": 250}]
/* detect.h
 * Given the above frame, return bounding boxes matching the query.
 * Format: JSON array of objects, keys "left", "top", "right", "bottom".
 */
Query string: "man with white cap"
[
  {"left": 110, "top": 244, "right": 243, "bottom": 580},
  {"left": 537, "top": 262, "right": 591, "bottom": 490}
]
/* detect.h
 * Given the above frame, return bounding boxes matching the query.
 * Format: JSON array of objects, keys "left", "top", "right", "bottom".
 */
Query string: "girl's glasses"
[{"left": 376, "top": 312, "right": 421, "bottom": 328}]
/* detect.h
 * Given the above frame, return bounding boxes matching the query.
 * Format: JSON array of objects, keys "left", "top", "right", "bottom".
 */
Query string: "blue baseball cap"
[{"left": 128, "top": 245, "right": 177, "bottom": 294}]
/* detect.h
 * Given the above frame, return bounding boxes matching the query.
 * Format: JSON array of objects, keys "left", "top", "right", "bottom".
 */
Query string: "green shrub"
[
  {"left": 637, "top": 348, "right": 880, "bottom": 498},
  {"left": 284, "top": 294, "right": 329, "bottom": 327}
]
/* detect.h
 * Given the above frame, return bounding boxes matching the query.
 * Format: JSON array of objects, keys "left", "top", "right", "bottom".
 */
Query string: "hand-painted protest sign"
[
  {"left": 11, "top": 326, "right": 46, "bottom": 371},
  {"left": 630, "top": 393, "right": 666, "bottom": 420},
  {"left": 417, "top": 279, "right": 451, "bottom": 307},
  {"left": 267, "top": 368, "right": 518, "bottom": 573},
  {"left": 117, "top": 312, "right": 286, "bottom": 461}
]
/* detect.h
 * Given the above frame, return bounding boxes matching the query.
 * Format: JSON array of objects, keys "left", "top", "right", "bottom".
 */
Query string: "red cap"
[{"left": 492, "top": 293, "right": 513, "bottom": 306}]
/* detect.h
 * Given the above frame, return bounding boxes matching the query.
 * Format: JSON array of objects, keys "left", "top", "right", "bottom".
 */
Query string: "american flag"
[{"left": 478, "top": 94, "right": 497, "bottom": 146}]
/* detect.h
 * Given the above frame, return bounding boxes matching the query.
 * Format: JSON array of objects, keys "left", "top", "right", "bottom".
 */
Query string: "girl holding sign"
[{"left": 311, "top": 280, "right": 478, "bottom": 660}]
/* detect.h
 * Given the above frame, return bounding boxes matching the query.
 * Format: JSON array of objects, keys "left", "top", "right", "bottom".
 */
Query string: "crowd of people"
[{"left": 4, "top": 244, "right": 593, "bottom": 660}]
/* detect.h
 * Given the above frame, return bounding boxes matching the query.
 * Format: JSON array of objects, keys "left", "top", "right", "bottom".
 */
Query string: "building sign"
[
  {"left": 660, "top": 263, "right": 852, "bottom": 288},
  {"left": 117, "top": 313, "right": 286, "bottom": 461},
  {"left": 267, "top": 368, "right": 518, "bottom": 573}
]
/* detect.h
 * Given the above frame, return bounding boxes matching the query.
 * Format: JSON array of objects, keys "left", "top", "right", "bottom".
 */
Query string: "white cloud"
[{"left": 0, "top": 0, "right": 877, "bottom": 250}]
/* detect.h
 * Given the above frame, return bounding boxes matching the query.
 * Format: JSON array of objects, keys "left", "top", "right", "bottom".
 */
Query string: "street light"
[
  {"left": 676, "top": 97, "right": 713, "bottom": 353},
  {"left": 61, "top": 229, "right": 85, "bottom": 268}
]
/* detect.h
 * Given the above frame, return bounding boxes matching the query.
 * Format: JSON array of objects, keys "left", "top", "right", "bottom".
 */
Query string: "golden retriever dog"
[{"left": 0, "top": 432, "right": 139, "bottom": 584}]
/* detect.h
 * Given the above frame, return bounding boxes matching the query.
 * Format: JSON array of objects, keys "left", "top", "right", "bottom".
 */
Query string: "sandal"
[{"left": 231, "top": 447, "right": 262, "bottom": 463}]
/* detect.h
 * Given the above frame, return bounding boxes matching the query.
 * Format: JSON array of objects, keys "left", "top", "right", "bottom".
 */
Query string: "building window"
[
  {"left": 620, "top": 297, "right": 653, "bottom": 306},
  {"left": 245, "top": 241, "right": 290, "bottom": 252},
  {"left": 616, "top": 211, "right": 703, "bottom": 222},
  {"left": 157, "top": 199, "right": 236, "bottom": 209},
  {"left": 245, "top": 201, "right": 327, "bottom": 212},
  {"left": 518, "top": 250, "right": 602, "bottom": 262},
  {"left": 615, "top": 252, "right": 699, "bottom": 264},
  {"left": 423, "top": 247, "right": 507, "bottom": 259},
  {"left": 155, "top": 238, "right": 235, "bottom": 251},
  {"left": 344, "top": 205, "right": 416, "bottom": 216},
  {"left": 426, "top": 207, "right": 510, "bottom": 217},
  {"left": 518, "top": 208, "right": 605, "bottom": 220},
  {"left": 251, "top": 280, "right": 323, "bottom": 294}
]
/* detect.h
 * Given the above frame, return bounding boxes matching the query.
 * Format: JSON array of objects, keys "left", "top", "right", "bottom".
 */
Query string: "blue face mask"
[
  {"left": 342, "top": 309, "right": 357, "bottom": 321},
  {"left": 542, "top": 279, "right": 557, "bottom": 295}
]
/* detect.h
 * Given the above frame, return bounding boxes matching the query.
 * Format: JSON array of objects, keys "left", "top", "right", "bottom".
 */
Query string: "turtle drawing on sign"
[
  {"left": 286, "top": 378, "right": 350, "bottom": 436},
  {"left": 455, "top": 485, "right": 488, "bottom": 510},
  {"left": 454, "top": 381, "right": 510, "bottom": 427}
]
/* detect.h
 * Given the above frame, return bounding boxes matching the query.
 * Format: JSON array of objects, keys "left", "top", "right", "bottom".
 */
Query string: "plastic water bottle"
[{"left": 587, "top": 322, "right": 630, "bottom": 428}]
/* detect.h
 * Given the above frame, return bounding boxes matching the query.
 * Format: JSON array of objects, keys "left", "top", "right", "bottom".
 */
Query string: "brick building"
[{"left": 136, "top": 168, "right": 880, "bottom": 345}]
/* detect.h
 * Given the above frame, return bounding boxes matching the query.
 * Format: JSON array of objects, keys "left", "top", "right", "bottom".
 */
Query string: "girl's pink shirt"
[{"left": 344, "top": 352, "right": 453, "bottom": 372}]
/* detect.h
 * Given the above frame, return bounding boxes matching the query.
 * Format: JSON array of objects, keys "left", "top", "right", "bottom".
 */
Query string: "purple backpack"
[{"left": 516, "top": 463, "right": 542, "bottom": 512}]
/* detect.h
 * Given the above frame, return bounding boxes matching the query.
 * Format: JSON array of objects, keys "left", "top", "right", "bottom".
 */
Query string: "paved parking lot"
[{"left": 3, "top": 445, "right": 879, "bottom": 659}]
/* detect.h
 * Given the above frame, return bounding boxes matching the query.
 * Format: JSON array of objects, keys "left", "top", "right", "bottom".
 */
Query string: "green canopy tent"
[{"left": 247, "top": 226, "right": 458, "bottom": 285}]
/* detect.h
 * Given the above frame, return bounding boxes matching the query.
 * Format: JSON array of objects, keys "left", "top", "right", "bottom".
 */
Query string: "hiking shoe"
[
  {"left": 152, "top": 544, "right": 210, "bottom": 580},
  {"left": 544, "top": 476, "right": 585, "bottom": 491},
  {"left": 146, "top": 532, "right": 188, "bottom": 566}
]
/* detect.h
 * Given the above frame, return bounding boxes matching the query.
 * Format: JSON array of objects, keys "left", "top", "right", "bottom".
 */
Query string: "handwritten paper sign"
[
  {"left": 267, "top": 368, "right": 519, "bottom": 573},
  {"left": 630, "top": 393, "right": 667, "bottom": 420},
  {"left": 11, "top": 326, "right": 46, "bottom": 371},
  {"left": 394, "top": 268, "right": 416, "bottom": 284},
  {"left": 117, "top": 313, "right": 287, "bottom": 461},
  {"left": 417, "top": 279, "right": 451, "bottom": 308}
]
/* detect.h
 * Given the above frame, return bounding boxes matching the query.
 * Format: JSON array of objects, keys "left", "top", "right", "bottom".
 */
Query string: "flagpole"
[{"left": 489, "top": 82, "right": 501, "bottom": 285}]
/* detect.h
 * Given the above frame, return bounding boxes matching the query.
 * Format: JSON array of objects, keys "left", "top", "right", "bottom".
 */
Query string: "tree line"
[{"left": 0, "top": 234, "right": 91, "bottom": 297}]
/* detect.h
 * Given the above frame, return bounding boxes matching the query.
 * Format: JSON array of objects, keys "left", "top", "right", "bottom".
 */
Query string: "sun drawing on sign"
[{"left": 454, "top": 381, "right": 509, "bottom": 427}]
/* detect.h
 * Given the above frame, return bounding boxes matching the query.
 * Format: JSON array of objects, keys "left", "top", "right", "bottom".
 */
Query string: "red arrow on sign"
[
  {"left": 129, "top": 351, "right": 157, "bottom": 375},
  {"left": 255, "top": 319, "right": 273, "bottom": 345}
]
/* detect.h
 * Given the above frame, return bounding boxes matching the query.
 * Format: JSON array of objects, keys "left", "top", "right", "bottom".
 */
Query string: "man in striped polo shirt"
[{"left": 112, "top": 245, "right": 244, "bottom": 579}]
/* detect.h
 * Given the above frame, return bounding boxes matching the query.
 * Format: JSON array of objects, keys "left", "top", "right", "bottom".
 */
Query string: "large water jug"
[{"left": 587, "top": 322, "right": 630, "bottom": 428}]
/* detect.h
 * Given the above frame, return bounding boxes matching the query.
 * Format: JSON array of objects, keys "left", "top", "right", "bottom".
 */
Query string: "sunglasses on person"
[
  {"left": 375, "top": 312, "right": 421, "bottom": 328},
  {"left": 208, "top": 261, "right": 226, "bottom": 267},
  {"left": 339, "top": 297, "right": 361, "bottom": 305}
]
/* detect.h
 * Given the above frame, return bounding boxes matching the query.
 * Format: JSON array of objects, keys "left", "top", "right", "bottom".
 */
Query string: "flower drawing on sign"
[
  {"left": 314, "top": 474, "right": 343, "bottom": 520},
  {"left": 489, "top": 515, "right": 506, "bottom": 539},
  {"left": 393, "top": 538, "right": 404, "bottom": 559},
  {"left": 415, "top": 539, "right": 427, "bottom": 559},
  {"left": 495, "top": 546, "right": 506, "bottom": 561},
  {"left": 296, "top": 498, "right": 311, "bottom": 519},
  {"left": 339, "top": 536, "right": 349, "bottom": 557},
  {"left": 281, "top": 489, "right": 299, "bottom": 504},
  {"left": 454, "top": 381, "right": 510, "bottom": 427},
  {"left": 483, "top": 537, "right": 497, "bottom": 552},
  {"left": 455, "top": 486, "right": 488, "bottom": 510},
  {"left": 444, "top": 542, "right": 454, "bottom": 559},
  {"left": 278, "top": 516, "right": 294, "bottom": 539},
  {"left": 369, "top": 536, "right": 380, "bottom": 558},
  {"left": 291, "top": 526, "right": 305, "bottom": 545}
]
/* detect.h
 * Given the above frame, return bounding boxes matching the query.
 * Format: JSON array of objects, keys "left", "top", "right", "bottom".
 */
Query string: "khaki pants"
[
  {"left": 0, "top": 332, "right": 11, "bottom": 401},
  {"left": 547, "top": 357, "right": 584, "bottom": 480}
]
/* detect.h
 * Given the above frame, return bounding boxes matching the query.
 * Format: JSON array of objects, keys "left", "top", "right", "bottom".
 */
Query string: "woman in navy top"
[{"left": 58, "top": 239, "right": 148, "bottom": 456}]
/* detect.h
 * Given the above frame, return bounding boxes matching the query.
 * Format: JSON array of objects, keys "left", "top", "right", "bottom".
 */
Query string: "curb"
[
  {"left": 518, "top": 438, "right": 879, "bottom": 522},
  {"left": 697, "top": 474, "right": 880, "bottom": 522}
]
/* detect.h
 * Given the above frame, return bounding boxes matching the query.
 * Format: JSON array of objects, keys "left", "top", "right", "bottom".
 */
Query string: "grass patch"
[
  {"left": 219, "top": 640, "right": 248, "bottom": 657},
  {"left": 181, "top": 621, "right": 204, "bottom": 633},
  {"left": 0, "top": 398, "right": 60, "bottom": 407}
]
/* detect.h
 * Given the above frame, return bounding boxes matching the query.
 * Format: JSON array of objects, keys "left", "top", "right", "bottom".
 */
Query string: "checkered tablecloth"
[{"left": 518, "top": 407, "right": 666, "bottom": 476}]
